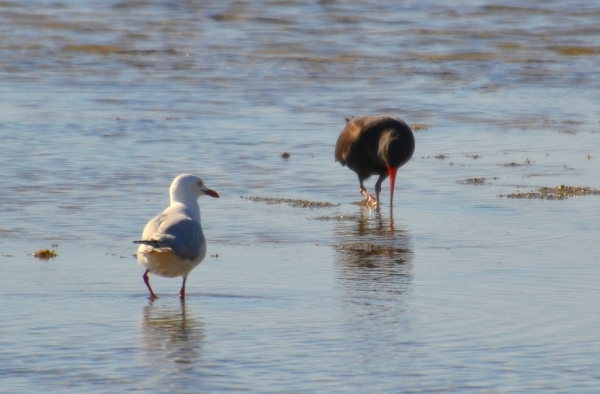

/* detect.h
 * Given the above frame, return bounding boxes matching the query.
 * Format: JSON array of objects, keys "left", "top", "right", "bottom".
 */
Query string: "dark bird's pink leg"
[
  {"left": 143, "top": 269, "right": 158, "bottom": 301},
  {"left": 359, "top": 182, "right": 378, "bottom": 206},
  {"left": 375, "top": 176, "right": 385, "bottom": 203}
]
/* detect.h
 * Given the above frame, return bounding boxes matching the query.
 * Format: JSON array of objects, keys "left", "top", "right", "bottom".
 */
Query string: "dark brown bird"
[{"left": 335, "top": 115, "right": 415, "bottom": 206}]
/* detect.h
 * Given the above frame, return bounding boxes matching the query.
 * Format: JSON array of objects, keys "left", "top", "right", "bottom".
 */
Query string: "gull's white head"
[{"left": 170, "top": 174, "right": 219, "bottom": 203}]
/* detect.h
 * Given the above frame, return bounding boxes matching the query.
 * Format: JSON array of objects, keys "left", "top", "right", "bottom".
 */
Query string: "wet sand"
[{"left": 1, "top": 1, "right": 600, "bottom": 392}]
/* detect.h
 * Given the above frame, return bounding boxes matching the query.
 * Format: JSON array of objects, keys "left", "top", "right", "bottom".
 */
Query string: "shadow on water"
[
  {"left": 139, "top": 302, "right": 205, "bottom": 374},
  {"left": 333, "top": 207, "right": 413, "bottom": 326}
]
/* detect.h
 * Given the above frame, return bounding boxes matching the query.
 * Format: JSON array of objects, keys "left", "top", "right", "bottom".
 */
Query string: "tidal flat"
[{"left": 1, "top": 1, "right": 600, "bottom": 392}]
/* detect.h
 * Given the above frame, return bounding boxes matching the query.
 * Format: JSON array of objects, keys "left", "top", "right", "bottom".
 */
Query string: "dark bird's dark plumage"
[{"left": 335, "top": 115, "right": 415, "bottom": 206}]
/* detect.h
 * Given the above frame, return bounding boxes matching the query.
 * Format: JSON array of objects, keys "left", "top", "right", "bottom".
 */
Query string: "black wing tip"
[{"left": 133, "top": 240, "right": 160, "bottom": 248}]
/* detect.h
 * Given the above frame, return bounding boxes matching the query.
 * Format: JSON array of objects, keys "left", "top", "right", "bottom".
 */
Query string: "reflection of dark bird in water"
[
  {"left": 333, "top": 210, "right": 413, "bottom": 311},
  {"left": 335, "top": 115, "right": 415, "bottom": 206}
]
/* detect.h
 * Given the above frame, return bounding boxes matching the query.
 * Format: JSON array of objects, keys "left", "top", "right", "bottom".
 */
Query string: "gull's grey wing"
[{"left": 141, "top": 212, "right": 204, "bottom": 262}]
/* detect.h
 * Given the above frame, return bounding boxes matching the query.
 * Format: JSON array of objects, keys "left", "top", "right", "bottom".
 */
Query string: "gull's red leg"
[{"left": 143, "top": 269, "right": 158, "bottom": 301}]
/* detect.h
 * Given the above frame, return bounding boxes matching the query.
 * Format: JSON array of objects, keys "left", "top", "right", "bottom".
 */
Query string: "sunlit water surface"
[{"left": 1, "top": 1, "right": 600, "bottom": 392}]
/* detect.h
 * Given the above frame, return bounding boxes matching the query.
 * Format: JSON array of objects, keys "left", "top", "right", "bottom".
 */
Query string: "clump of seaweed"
[
  {"left": 412, "top": 124, "right": 429, "bottom": 131},
  {"left": 502, "top": 158, "right": 533, "bottom": 166},
  {"left": 500, "top": 185, "right": 600, "bottom": 200},
  {"left": 560, "top": 129, "right": 578, "bottom": 135},
  {"left": 539, "top": 185, "right": 600, "bottom": 197},
  {"left": 32, "top": 249, "right": 58, "bottom": 260},
  {"left": 242, "top": 196, "right": 340, "bottom": 208}
]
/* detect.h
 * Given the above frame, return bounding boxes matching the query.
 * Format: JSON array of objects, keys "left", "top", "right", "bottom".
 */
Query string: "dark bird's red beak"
[{"left": 388, "top": 166, "right": 398, "bottom": 206}]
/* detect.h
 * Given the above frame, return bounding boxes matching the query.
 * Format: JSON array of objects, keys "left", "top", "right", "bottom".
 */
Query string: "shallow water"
[{"left": 1, "top": 1, "right": 600, "bottom": 392}]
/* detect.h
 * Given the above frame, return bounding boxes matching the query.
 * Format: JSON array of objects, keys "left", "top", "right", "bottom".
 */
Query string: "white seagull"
[{"left": 134, "top": 174, "right": 219, "bottom": 301}]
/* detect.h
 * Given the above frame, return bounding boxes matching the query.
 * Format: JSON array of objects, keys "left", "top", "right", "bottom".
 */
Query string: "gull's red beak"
[{"left": 204, "top": 189, "right": 219, "bottom": 198}]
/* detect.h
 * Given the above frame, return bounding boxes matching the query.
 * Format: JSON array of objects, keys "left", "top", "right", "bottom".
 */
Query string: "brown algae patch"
[
  {"left": 312, "top": 215, "right": 360, "bottom": 221},
  {"left": 63, "top": 45, "right": 177, "bottom": 55},
  {"left": 210, "top": 14, "right": 246, "bottom": 22},
  {"left": 554, "top": 47, "right": 598, "bottom": 56},
  {"left": 422, "top": 52, "right": 497, "bottom": 62},
  {"left": 64, "top": 45, "right": 124, "bottom": 53},
  {"left": 502, "top": 159, "right": 532, "bottom": 167},
  {"left": 242, "top": 196, "right": 340, "bottom": 208},
  {"left": 32, "top": 249, "right": 57, "bottom": 259},
  {"left": 498, "top": 42, "right": 525, "bottom": 51},
  {"left": 335, "top": 242, "right": 410, "bottom": 256},
  {"left": 457, "top": 177, "right": 498, "bottom": 185},
  {"left": 412, "top": 124, "right": 429, "bottom": 131},
  {"left": 500, "top": 185, "right": 600, "bottom": 200}
]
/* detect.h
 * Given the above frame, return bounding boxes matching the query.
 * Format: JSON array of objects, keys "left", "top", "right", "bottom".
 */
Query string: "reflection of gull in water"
[{"left": 140, "top": 302, "right": 204, "bottom": 375}]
